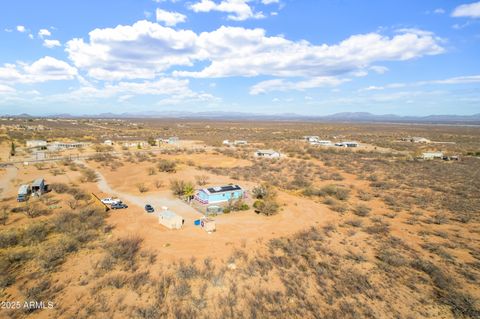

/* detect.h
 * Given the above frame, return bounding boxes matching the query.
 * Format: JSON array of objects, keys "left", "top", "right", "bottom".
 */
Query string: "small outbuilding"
[
  {"left": 17, "top": 184, "right": 31, "bottom": 202},
  {"left": 421, "top": 152, "right": 444, "bottom": 160},
  {"left": 201, "top": 218, "right": 216, "bottom": 232},
  {"left": 31, "top": 178, "right": 45, "bottom": 195},
  {"left": 158, "top": 210, "right": 184, "bottom": 230},
  {"left": 26, "top": 140, "right": 47, "bottom": 148}
]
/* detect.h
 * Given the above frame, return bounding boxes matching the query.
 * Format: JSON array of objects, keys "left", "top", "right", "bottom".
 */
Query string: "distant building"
[
  {"left": 421, "top": 152, "right": 443, "bottom": 160},
  {"left": 155, "top": 136, "right": 179, "bottom": 145},
  {"left": 233, "top": 140, "right": 248, "bottom": 146},
  {"left": 254, "top": 149, "right": 281, "bottom": 158},
  {"left": 303, "top": 136, "right": 319, "bottom": 143},
  {"left": 103, "top": 140, "right": 114, "bottom": 146},
  {"left": 411, "top": 137, "right": 431, "bottom": 144},
  {"left": 195, "top": 185, "right": 245, "bottom": 204},
  {"left": 312, "top": 140, "right": 332, "bottom": 146},
  {"left": 26, "top": 140, "right": 47, "bottom": 148},
  {"left": 222, "top": 139, "right": 230, "bottom": 145},
  {"left": 47, "top": 141, "right": 90, "bottom": 151},
  {"left": 335, "top": 141, "right": 359, "bottom": 148},
  {"left": 122, "top": 141, "right": 148, "bottom": 148}
]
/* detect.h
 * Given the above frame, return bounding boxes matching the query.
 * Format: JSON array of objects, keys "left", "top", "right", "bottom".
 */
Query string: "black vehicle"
[
  {"left": 145, "top": 204, "right": 154, "bottom": 213},
  {"left": 111, "top": 202, "right": 128, "bottom": 209}
]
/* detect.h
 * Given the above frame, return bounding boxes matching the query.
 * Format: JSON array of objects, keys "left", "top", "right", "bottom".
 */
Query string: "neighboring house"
[
  {"left": 155, "top": 136, "right": 179, "bottom": 145},
  {"left": 222, "top": 140, "right": 230, "bottom": 145},
  {"left": 195, "top": 185, "right": 245, "bottom": 204},
  {"left": 254, "top": 149, "right": 281, "bottom": 158},
  {"left": 31, "top": 178, "right": 45, "bottom": 195},
  {"left": 335, "top": 141, "right": 359, "bottom": 147},
  {"left": 303, "top": 136, "right": 319, "bottom": 143},
  {"left": 233, "top": 140, "right": 248, "bottom": 146},
  {"left": 122, "top": 141, "right": 148, "bottom": 148},
  {"left": 312, "top": 140, "right": 332, "bottom": 146},
  {"left": 411, "top": 137, "right": 431, "bottom": 144},
  {"left": 421, "top": 152, "right": 443, "bottom": 160},
  {"left": 158, "top": 210, "right": 184, "bottom": 230},
  {"left": 103, "top": 140, "right": 114, "bottom": 146},
  {"left": 17, "top": 184, "right": 31, "bottom": 202},
  {"left": 26, "top": 140, "right": 47, "bottom": 148},
  {"left": 47, "top": 141, "right": 90, "bottom": 151}
]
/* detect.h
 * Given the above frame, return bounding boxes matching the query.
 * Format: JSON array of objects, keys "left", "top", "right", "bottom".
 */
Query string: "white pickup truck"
[{"left": 101, "top": 197, "right": 122, "bottom": 205}]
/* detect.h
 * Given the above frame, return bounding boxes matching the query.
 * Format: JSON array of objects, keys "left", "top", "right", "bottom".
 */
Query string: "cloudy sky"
[{"left": 0, "top": 0, "right": 479, "bottom": 116}]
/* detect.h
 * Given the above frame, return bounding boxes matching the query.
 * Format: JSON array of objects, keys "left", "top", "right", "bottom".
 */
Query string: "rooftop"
[{"left": 203, "top": 185, "right": 243, "bottom": 194}]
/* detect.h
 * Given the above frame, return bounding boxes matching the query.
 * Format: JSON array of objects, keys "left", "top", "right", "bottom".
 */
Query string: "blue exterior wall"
[{"left": 196, "top": 189, "right": 244, "bottom": 204}]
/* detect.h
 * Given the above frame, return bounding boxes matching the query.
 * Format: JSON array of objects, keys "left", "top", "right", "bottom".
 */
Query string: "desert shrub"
[
  {"left": 353, "top": 204, "right": 371, "bottom": 217},
  {"left": 376, "top": 249, "right": 407, "bottom": 267},
  {"left": 252, "top": 184, "right": 277, "bottom": 200},
  {"left": 147, "top": 167, "right": 156, "bottom": 175},
  {"left": 137, "top": 183, "right": 149, "bottom": 193},
  {"left": 22, "top": 222, "right": 49, "bottom": 245},
  {"left": 80, "top": 168, "right": 98, "bottom": 182},
  {"left": 169, "top": 179, "right": 194, "bottom": 198},
  {"left": 195, "top": 175, "right": 209, "bottom": 186},
  {"left": 253, "top": 199, "right": 279, "bottom": 216},
  {"left": 345, "top": 219, "right": 363, "bottom": 228},
  {"left": 50, "top": 183, "right": 70, "bottom": 194},
  {"left": 364, "top": 223, "right": 390, "bottom": 235},
  {"left": 0, "top": 229, "right": 20, "bottom": 248},
  {"left": 105, "top": 236, "right": 143, "bottom": 269},
  {"left": 307, "top": 184, "right": 350, "bottom": 201},
  {"left": 157, "top": 159, "right": 176, "bottom": 173},
  {"left": 154, "top": 180, "right": 164, "bottom": 189},
  {"left": 38, "top": 239, "right": 71, "bottom": 270}
]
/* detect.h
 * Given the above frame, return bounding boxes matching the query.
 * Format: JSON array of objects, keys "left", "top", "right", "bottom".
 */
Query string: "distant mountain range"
[{"left": 5, "top": 111, "right": 480, "bottom": 124}]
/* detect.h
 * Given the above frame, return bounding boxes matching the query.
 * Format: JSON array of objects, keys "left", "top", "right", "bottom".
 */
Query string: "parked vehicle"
[
  {"left": 101, "top": 197, "right": 121, "bottom": 205},
  {"left": 111, "top": 202, "right": 128, "bottom": 209},
  {"left": 145, "top": 204, "right": 154, "bottom": 213},
  {"left": 17, "top": 184, "right": 31, "bottom": 202}
]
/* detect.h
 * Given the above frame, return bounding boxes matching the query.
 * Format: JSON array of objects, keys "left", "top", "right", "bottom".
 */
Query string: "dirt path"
[
  {"left": 93, "top": 166, "right": 204, "bottom": 221},
  {"left": 0, "top": 165, "right": 18, "bottom": 199}
]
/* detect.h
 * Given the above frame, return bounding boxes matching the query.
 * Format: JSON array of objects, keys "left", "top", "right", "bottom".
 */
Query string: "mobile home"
[
  {"left": 195, "top": 185, "right": 245, "bottom": 204},
  {"left": 254, "top": 149, "right": 281, "bottom": 158}
]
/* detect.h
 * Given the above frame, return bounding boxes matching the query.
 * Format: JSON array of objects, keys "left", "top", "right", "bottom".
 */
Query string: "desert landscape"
[{"left": 0, "top": 117, "right": 479, "bottom": 318}]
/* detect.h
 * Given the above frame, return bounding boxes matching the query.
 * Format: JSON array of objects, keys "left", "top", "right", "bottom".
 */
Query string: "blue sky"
[{"left": 0, "top": 0, "right": 479, "bottom": 116}]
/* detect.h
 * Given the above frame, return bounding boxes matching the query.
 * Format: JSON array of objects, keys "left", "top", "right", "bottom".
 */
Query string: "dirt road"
[{"left": 0, "top": 165, "right": 18, "bottom": 199}]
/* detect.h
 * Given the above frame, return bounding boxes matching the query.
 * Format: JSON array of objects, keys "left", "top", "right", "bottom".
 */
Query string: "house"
[
  {"left": 155, "top": 137, "right": 179, "bottom": 145},
  {"left": 312, "top": 140, "right": 332, "bottom": 146},
  {"left": 254, "top": 149, "right": 281, "bottom": 158},
  {"left": 26, "top": 140, "right": 47, "bottom": 148},
  {"left": 233, "top": 140, "right": 248, "bottom": 146},
  {"left": 195, "top": 185, "right": 245, "bottom": 204},
  {"left": 122, "top": 141, "right": 148, "bottom": 148},
  {"left": 335, "top": 141, "right": 359, "bottom": 148},
  {"left": 411, "top": 137, "right": 431, "bottom": 144},
  {"left": 17, "top": 184, "right": 31, "bottom": 202},
  {"left": 31, "top": 178, "right": 45, "bottom": 195},
  {"left": 421, "top": 152, "right": 443, "bottom": 160},
  {"left": 222, "top": 140, "right": 231, "bottom": 145},
  {"left": 103, "top": 140, "right": 114, "bottom": 146},
  {"left": 158, "top": 210, "right": 184, "bottom": 230},
  {"left": 303, "top": 136, "right": 319, "bottom": 143},
  {"left": 47, "top": 141, "right": 90, "bottom": 151}
]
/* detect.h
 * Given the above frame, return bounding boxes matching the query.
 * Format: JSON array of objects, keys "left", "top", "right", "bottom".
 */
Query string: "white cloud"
[
  {"left": 0, "top": 84, "right": 15, "bottom": 94},
  {"left": 370, "top": 66, "right": 389, "bottom": 74},
  {"left": 65, "top": 20, "right": 444, "bottom": 89},
  {"left": 177, "top": 27, "right": 444, "bottom": 78},
  {"left": 16, "top": 25, "right": 26, "bottom": 32},
  {"left": 43, "top": 39, "right": 61, "bottom": 48},
  {"left": 262, "top": 0, "right": 279, "bottom": 4},
  {"left": 38, "top": 29, "right": 51, "bottom": 38},
  {"left": 452, "top": 1, "right": 480, "bottom": 18},
  {"left": 189, "top": 0, "right": 265, "bottom": 21},
  {"left": 4, "top": 28, "right": 13, "bottom": 32},
  {"left": 65, "top": 20, "right": 198, "bottom": 81},
  {"left": 249, "top": 76, "right": 348, "bottom": 95},
  {"left": 0, "top": 56, "right": 77, "bottom": 84},
  {"left": 434, "top": 8, "right": 445, "bottom": 14},
  {"left": 156, "top": 8, "right": 187, "bottom": 26}
]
